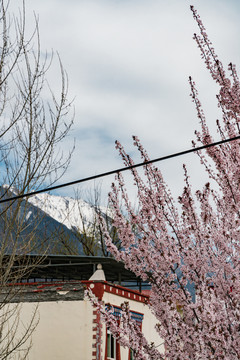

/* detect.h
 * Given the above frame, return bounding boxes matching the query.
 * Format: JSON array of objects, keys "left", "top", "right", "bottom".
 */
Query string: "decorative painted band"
[{"left": 82, "top": 280, "right": 149, "bottom": 303}]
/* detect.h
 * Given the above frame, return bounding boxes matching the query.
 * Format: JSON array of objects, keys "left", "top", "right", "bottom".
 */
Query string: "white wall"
[
  {"left": 9, "top": 300, "right": 94, "bottom": 360},
  {"left": 2, "top": 287, "right": 164, "bottom": 359}
]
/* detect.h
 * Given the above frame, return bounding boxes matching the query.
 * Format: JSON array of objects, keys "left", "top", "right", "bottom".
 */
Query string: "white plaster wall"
[
  {"left": 2, "top": 290, "right": 163, "bottom": 360},
  {"left": 9, "top": 299, "right": 94, "bottom": 360},
  {"left": 102, "top": 291, "right": 165, "bottom": 358}
]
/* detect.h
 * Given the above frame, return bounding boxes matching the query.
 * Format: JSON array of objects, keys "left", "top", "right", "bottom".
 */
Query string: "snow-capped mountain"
[
  {"left": 27, "top": 192, "right": 110, "bottom": 233},
  {"left": 2, "top": 184, "right": 111, "bottom": 233},
  {"left": 0, "top": 185, "right": 113, "bottom": 255}
]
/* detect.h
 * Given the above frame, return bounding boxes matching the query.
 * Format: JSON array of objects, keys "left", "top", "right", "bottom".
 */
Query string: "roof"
[
  {"left": 4, "top": 281, "right": 84, "bottom": 303},
  {"left": 9, "top": 255, "right": 147, "bottom": 290}
]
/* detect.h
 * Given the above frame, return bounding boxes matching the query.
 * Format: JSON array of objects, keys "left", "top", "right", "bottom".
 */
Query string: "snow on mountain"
[
  {"left": 2, "top": 184, "right": 113, "bottom": 237},
  {"left": 27, "top": 192, "right": 109, "bottom": 233}
]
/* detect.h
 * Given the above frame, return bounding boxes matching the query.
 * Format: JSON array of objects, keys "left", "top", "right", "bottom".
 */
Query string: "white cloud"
[{"left": 11, "top": 0, "right": 240, "bottom": 201}]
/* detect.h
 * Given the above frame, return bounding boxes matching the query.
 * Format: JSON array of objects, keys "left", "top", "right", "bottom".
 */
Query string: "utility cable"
[{"left": 1, "top": 135, "right": 240, "bottom": 204}]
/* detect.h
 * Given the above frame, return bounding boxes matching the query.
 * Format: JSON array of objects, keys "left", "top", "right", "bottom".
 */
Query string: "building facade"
[{"left": 1, "top": 257, "right": 164, "bottom": 359}]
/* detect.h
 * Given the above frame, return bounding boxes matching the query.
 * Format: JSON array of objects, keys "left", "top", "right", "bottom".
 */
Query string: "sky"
[{"left": 12, "top": 0, "right": 240, "bottom": 203}]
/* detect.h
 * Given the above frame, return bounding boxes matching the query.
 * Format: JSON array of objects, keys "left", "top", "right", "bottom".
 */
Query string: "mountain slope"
[
  {"left": 27, "top": 191, "right": 114, "bottom": 256},
  {"left": 0, "top": 187, "right": 86, "bottom": 255}
]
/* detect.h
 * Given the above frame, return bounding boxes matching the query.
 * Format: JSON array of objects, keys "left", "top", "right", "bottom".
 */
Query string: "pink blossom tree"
[{"left": 92, "top": 6, "right": 240, "bottom": 360}]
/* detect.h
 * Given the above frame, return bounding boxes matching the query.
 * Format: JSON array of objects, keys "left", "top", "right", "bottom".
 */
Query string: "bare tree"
[
  {"left": 73, "top": 184, "right": 121, "bottom": 256},
  {"left": 0, "top": 0, "right": 74, "bottom": 357},
  {"left": 55, "top": 182, "right": 126, "bottom": 257}
]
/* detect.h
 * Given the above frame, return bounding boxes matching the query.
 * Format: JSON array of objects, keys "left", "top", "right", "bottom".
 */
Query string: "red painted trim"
[
  {"left": 104, "top": 327, "right": 108, "bottom": 360},
  {"left": 92, "top": 304, "right": 102, "bottom": 360},
  {"left": 83, "top": 282, "right": 105, "bottom": 301},
  {"left": 116, "top": 319, "right": 121, "bottom": 360},
  {"left": 105, "top": 325, "right": 121, "bottom": 360},
  {"left": 8, "top": 280, "right": 82, "bottom": 287},
  {"left": 82, "top": 281, "right": 149, "bottom": 304}
]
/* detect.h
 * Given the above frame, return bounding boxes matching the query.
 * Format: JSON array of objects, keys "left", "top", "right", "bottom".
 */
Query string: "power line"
[{"left": 1, "top": 135, "right": 240, "bottom": 204}]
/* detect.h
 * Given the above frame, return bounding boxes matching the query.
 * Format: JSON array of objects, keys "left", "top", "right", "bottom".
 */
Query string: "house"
[{"left": 1, "top": 256, "right": 164, "bottom": 359}]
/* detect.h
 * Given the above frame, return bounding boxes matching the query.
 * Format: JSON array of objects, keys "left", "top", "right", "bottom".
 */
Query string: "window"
[
  {"left": 107, "top": 329, "right": 116, "bottom": 359},
  {"left": 129, "top": 349, "right": 135, "bottom": 360},
  {"left": 105, "top": 305, "right": 144, "bottom": 360}
]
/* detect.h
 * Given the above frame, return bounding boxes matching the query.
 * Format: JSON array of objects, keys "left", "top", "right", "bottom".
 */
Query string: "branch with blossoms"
[{"left": 91, "top": 6, "right": 240, "bottom": 360}]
